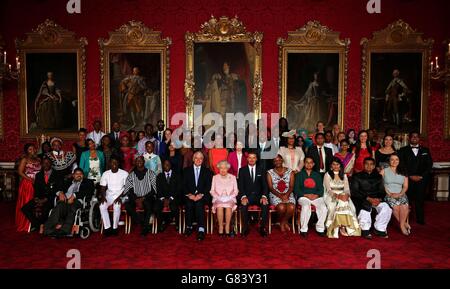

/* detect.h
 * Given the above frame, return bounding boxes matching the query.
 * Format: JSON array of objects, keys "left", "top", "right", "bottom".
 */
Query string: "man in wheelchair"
[{"left": 44, "top": 168, "right": 95, "bottom": 237}]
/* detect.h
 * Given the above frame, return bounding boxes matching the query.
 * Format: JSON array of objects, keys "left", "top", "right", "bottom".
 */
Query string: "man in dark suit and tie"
[
  {"left": 182, "top": 151, "right": 212, "bottom": 240},
  {"left": 156, "top": 159, "right": 182, "bottom": 232},
  {"left": 398, "top": 131, "right": 433, "bottom": 225},
  {"left": 108, "top": 121, "right": 126, "bottom": 149},
  {"left": 257, "top": 132, "right": 276, "bottom": 172},
  {"left": 306, "top": 133, "right": 333, "bottom": 176},
  {"left": 153, "top": 119, "right": 166, "bottom": 156},
  {"left": 22, "top": 157, "right": 64, "bottom": 233},
  {"left": 238, "top": 151, "right": 269, "bottom": 237}
]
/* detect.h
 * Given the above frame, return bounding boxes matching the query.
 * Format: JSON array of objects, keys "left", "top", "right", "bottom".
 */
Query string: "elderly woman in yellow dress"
[{"left": 210, "top": 160, "right": 238, "bottom": 236}]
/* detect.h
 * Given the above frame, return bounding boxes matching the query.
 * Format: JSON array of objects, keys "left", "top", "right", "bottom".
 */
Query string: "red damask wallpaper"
[{"left": 0, "top": 0, "right": 449, "bottom": 161}]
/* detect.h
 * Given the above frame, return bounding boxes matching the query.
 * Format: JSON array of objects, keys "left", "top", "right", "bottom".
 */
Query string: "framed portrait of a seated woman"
[
  {"left": 361, "top": 20, "right": 433, "bottom": 136},
  {"left": 17, "top": 19, "right": 87, "bottom": 138},
  {"left": 99, "top": 21, "right": 171, "bottom": 132},
  {"left": 278, "top": 21, "right": 349, "bottom": 133},
  {"left": 185, "top": 16, "right": 263, "bottom": 128}
]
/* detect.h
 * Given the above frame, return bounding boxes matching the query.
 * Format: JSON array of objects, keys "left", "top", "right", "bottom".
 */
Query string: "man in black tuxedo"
[
  {"left": 182, "top": 151, "right": 212, "bottom": 241},
  {"left": 44, "top": 168, "right": 95, "bottom": 237},
  {"left": 398, "top": 131, "right": 433, "bottom": 225},
  {"left": 238, "top": 151, "right": 269, "bottom": 237},
  {"left": 22, "top": 157, "right": 64, "bottom": 233},
  {"left": 156, "top": 160, "right": 182, "bottom": 232},
  {"left": 306, "top": 133, "right": 333, "bottom": 176}
]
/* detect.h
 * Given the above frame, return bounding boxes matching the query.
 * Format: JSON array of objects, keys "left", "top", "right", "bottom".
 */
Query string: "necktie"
[
  {"left": 115, "top": 132, "right": 118, "bottom": 140},
  {"left": 250, "top": 167, "right": 254, "bottom": 183},
  {"left": 319, "top": 147, "right": 324, "bottom": 170},
  {"left": 166, "top": 172, "right": 170, "bottom": 183},
  {"left": 195, "top": 167, "right": 200, "bottom": 187},
  {"left": 160, "top": 132, "right": 163, "bottom": 140},
  {"left": 44, "top": 174, "right": 49, "bottom": 184}
]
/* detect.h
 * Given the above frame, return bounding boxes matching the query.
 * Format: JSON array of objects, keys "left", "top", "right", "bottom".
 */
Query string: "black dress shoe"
[
  {"left": 361, "top": 230, "right": 372, "bottom": 240},
  {"left": 111, "top": 228, "right": 119, "bottom": 236},
  {"left": 317, "top": 231, "right": 326, "bottom": 237},
  {"left": 141, "top": 226, "right": 150, "bottom": 236},
  {"left": 227, "top": 232, "right": 235, "bottom": 238},
  {"left": 300, "top": 232, "right": 308, "bottom": 238},
  {"left": 184, "top": 227, "right": 193, "bottom": 236},
  {"left": 241, "top": 227, "right": 249, "bottom": 237},
  {"left": 259, "top": 228, "right": 268, "bottom": 237},
  {"left": 197, "top": 231, "right": 205, "bottom": 241},
  {"left": 374, "top": 229, "right": 388, "bottom": 238},
  {"left": 103, "top": 228, "right": 112, "bottom": 237}
]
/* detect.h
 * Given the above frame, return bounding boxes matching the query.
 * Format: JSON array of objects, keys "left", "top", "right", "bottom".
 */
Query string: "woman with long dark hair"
[
  {"left": 16, "top": 143, "right": 41, "bottom": 232},
  {"left": 323, "top": 157, "right": 360, "bottom": 238},
  {"left": 375, "top": 134, "right": 396, "bottom": 169},
  {"left": 380, "top": 153, "right": 410, "bottom": 236},
  {"left": 352, "top": 130, "right": 373, "bottom": 173}
]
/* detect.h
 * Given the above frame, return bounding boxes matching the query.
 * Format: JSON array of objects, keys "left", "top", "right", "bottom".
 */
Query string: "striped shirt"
[{"left": 124, "top": 169, "right": 157, "bottom": 198}]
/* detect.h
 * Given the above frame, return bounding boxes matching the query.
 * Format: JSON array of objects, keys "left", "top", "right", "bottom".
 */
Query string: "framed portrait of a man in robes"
[
  {"left": 362, "top": 20, "right": 433, "bottom": 136},
  {"left": 185, "top": 16, "right": 263, "bottom": 127},
  {"left": 278, "top": 21, "right": 348, "bottom": 133},
  {"left": 17, "top": 19, "right": 87, "bottom": 138},
  {"left": 100, "top": 21, "right": 170, "bottom": 132}
]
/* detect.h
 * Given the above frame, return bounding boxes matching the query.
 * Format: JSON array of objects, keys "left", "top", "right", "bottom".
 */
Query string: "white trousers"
[
  {"left": 298, "top": 197, "right": 328, "bottom": 233},
  {"left": 357, "top": 202, "right": 392, "bottom": 232},
  {"left": 99, "top": 194, "right": 121, "bottom": 230}
]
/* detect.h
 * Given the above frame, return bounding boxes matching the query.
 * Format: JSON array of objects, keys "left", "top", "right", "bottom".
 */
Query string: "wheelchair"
[{"left": 46, "top": 188, "right": 102, "bottom": 239}]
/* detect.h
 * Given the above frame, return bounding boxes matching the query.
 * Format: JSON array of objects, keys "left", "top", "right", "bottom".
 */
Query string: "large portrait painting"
[
  {"left": 185, "top": 16, "right": 262, "bottom": 127},
  {"left": 17, "top": 19, "right": 87, "bottom": 138},
  {"left": 362, "top": 20, "right": 433, "bottom": 136},
  {"left": 278, "top": 21, "right": 348, "bottom": 132},
  {"left": 100, "top": 21, "right": 170, "bottom": 132}
]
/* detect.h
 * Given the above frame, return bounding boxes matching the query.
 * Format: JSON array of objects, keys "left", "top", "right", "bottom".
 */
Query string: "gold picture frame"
[
  {"left": 16, "top": 19, "right": 87, "bottom": 138},
  {"left": 278, "top": 21, "right": 349, "bottom": 132},
  {"left": 0, "top": 34, "right": 4, "bottom": 139},
  {"left": 444, "top": 40, "right": 450, "bottom": 139},
  {"left": 99, "top": 21, "right": 171, "bottom": 132},
  {"left": 361, "top": 20, "right": 433, "bottom": 137},
  {"left": 185, "top": 16, "right": 263, "bottom": 127}
]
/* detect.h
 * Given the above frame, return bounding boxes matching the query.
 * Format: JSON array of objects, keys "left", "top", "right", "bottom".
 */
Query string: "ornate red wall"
[{"left": 1, "top": 0, "right": 449, "bottom": 161}]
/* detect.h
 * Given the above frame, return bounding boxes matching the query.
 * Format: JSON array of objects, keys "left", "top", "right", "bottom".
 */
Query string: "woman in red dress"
[
  {"left": 352, "top": 130, "right": 373, "bottom": 174},
  {"left": 119, "top": 135, "right": 137, "bottom": 172},
  {"left": 16, "top": 143, "right": 41, "bottom": 232},
  {"left": 208, "top": 134, "right": 228, "bottom": 175}
]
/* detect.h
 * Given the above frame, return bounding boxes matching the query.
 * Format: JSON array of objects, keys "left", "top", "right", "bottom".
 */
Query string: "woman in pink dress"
[
  {"left": 16, "top": 143, "right": 41, "bottom": 232},
  {"left": 210, "top": 160, "right": 238, "bottom": 236},
  {"left": 227, "top": 141, "right": 247, "bottom": 177}
]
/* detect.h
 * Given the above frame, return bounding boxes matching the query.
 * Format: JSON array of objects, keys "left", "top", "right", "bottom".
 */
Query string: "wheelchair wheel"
[
  {"left": 89, "top": 201, "right": 101, "bottom": 232},
  {"left": 80, "top": 226, "right": 90, "bottom": 239}
]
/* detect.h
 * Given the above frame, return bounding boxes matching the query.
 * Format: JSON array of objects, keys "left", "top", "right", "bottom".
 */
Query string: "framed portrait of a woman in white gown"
[
  {"left": 17, "top": 19, "right": 87, "bottom": 138},
  {"left": 278, "top": 21, "right": 349, "bottom": 133}
]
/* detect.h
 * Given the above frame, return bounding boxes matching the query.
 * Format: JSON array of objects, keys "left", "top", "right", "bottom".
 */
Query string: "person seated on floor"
[
  {"left": 210, "top": 160, "right": 238, "bottom": 237},
  {"left": 123, "top": 156, "right": 157, "bottom": 236},
  {"left": 22, "top": 157, "right": 64, "bottom": 234},
  {"left": 294, "top": 156, "right": 328, "bottom": 238},
  {"left": 44, "top": 168, "right": 95, "bottom": 237},
  {"left": 238, "top": 151, "right": 269, "bottom": 237},
  {"left": 155, "top": 160, "right": 182, "bottom": 232},
  {"left": 99, "top": 157, "right": 129, "bottom": 237},
  {"left": 351, "top": 157, "right": 392, "bottom": 239}
]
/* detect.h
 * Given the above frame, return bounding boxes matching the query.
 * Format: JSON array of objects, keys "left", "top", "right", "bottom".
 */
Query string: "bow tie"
[{"left": 411, "top": 146, "right": 419, "bottom": 149}]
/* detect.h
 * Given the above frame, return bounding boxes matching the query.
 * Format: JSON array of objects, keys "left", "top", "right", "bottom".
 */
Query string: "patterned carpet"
[{"left": 0, "top": 201, "right": 449, "bottom": 269}]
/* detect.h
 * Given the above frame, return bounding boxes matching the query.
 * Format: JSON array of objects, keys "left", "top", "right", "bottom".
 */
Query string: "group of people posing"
[{"left": 15, "top": 118, "right": 433, "bottom": 241}]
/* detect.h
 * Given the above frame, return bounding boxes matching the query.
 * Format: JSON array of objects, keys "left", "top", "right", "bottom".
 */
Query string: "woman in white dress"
[
  {"left": 324, "top": 157, "right": 361, "bottom": 238},
  {"left": 277, "top": 130, "right": 305, "bottom": 174}
]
